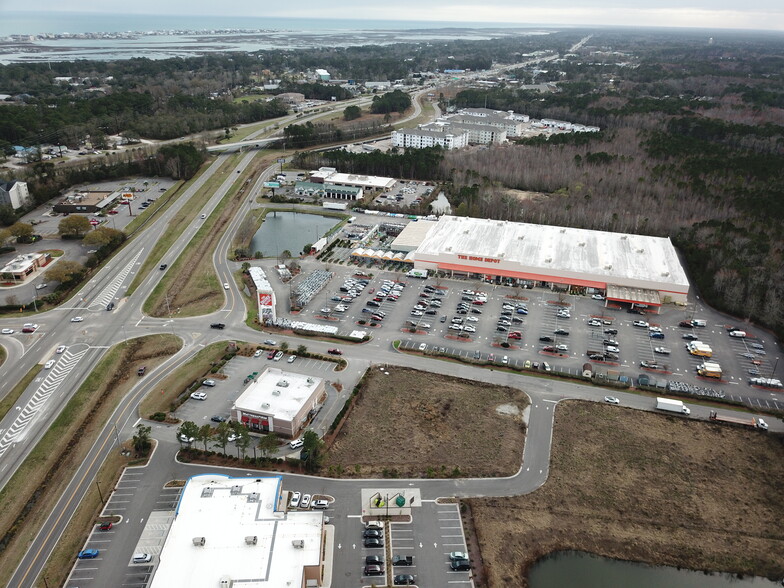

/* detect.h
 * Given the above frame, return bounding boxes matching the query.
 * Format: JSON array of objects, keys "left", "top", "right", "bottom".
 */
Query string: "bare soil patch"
[
  {"left": 324, "top": 367, "right": 528, "bottom": 478},
  {"left": 467, "top": 401, "right": 784, "bottom": 587},
  {"left": 499, "top": 188, "right": 550, "bottom": 203}
]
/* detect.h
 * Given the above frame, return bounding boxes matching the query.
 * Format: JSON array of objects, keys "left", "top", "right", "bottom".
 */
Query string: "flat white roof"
[
  {"left": 415, "top": 215, "right": 689, "bottom": 289},
  {"left": 310, "top": 169, "right": 395, "bottom": 190},
  {"left": 150, "top": 474, "right": 322, "bottom": 588},
  {"left": 233, "top": 367, "right": 322, "bottom": 421},
  {"left": 391, "top": 220, "right": 438, "bottom": 251}
]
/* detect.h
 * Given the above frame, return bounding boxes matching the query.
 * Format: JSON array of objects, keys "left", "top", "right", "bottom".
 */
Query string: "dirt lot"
[
  {"left": 468, "top": 401, "right": 784, "bottom": 587},
  {"left": 324, "top": 367, "right": 529, "bottom": 478}
]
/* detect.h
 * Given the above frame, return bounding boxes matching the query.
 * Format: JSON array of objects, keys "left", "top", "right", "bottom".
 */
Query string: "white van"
[
  {"left": 365, "top": 520, "right": 383, "bottom": 529},
  {"left": 728, "top": 330, "right": 747, "bottom": 338},
  {"left": 692, "top": 319, "right": 707, "bottom": 327}
]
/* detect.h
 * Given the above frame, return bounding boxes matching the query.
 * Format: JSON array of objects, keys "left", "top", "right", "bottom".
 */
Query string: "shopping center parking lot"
[{"left": 283, "top": 265, "right": 782, "bottom": 409}]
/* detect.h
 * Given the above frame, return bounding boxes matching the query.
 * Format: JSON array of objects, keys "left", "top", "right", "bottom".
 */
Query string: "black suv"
[
  {"left": 210, "top": 323, "right": 226, "bottom": 329},
  {"left": 106, "top": 302, "right": 115, "bottom": 311}
]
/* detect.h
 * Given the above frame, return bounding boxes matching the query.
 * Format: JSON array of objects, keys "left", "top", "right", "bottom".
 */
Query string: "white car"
[
  {"left": 1, "top": 328, "right": 14, "bottom": 334},
  {"left": 633, "top": 320, "right": 649, "bottom": 328},
  {"left": 287, "top": 354, "right": 297, "bottom": 363},
  {"left": 290, "top": 438, "right": 304, "bottom": 449},
  {"left": 253, "top": 349, "right": 263, "bottom": 358},
  {"left": 300, "top": 494, "right": 311, "bottom": 509},
  {"left": 223, "top": 282, "right": 230, "bottom": 290},
  {"left": 312, "top": 499, "right": 329, "bottom": 509},
  {"left": 758, "top": 418, "right": 769, "bottom": 430},
  {"left": 227, "top": 433, "right": 238, "bottom": 442},
  {"left": 587, "top": 319, "right": 601, "bottom": 327},
  {"left": 555, "top": 344, "right": 568, "bottom": 351},
  {"left": 44, "top": 359, "right": 55, "bottom": 369},
  {"left": 35, "top": 283, "right": 48, "bottom": 290},
  {"left": 648, "top": 326, "right": 663, "bottom": 333},
  {"left": 179, "top": 433, "right": 195, "bottom": 443},
  {"left": 263, "top": 339, "right": 277, "bottom": 345},
  {"left": 605, "top": 345, "right": 620, "bottom": 353},
  {"left": 604, "top": 396, "right": 620, "bottom": 405},
  {"left": 465, "top": 316, "right": 479, "bottom": 322},
  {"left": 654, "top": 347, "right": 671, "bottom": 355},
  {"left": 190, "top": 391, "right": 207, "bottom": 401},
  {"left": 591, "top": 294, "right": 604, "bottom": 300},
  {"left": 463, "top": 325, "right": 476, "bottom": 333},
  {"left": 290, "top": 491, "right": 301, "bottom": 508},
  {"left": 56, "top": 345, "right": 66, "bottom": 353},
  {"left": 410, "top": 310, "right": 424, "bottom": 316},
  {"left": 70, "top": 316, "right": 84, "bottom": 322},
  {"left": 418, "top": 342, "right": 427, "bottom": 351}
]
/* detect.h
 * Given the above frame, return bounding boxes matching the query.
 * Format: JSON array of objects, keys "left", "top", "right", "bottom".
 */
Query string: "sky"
[{"left": 3, "top": 0, "right": 784, "bottom": 31}]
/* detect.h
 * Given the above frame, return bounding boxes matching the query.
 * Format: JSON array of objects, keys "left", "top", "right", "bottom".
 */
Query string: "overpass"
[{"left": 207, "top": 136, "right": 280, "bottom": 153}]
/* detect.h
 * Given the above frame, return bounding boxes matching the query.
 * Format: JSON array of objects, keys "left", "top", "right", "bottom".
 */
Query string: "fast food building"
[{"left": 393, "top": 215, "right": 690, "bottom": 308}]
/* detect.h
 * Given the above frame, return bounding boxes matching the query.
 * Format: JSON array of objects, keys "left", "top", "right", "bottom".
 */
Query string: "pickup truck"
[{"left": 392, "top": 555, "right": 414, "bottom": 566}]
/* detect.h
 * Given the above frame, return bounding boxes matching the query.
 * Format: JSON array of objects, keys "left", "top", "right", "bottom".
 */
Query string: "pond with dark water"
[
  {"left": 529, "top": 551, "right": 780, "bottom": 588},
  {"left": 250, "top": 211, "right": 339, "bottom": 258}
]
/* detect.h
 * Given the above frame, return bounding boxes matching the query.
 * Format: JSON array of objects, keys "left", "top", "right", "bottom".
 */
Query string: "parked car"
[
  {"left": 450, "top": 558, "right": 471, "bottom": 571},
  {"left": 56, "top": 345, "right": 66, "bottom": 353},
  {"left": 394, "top": 574, "right": 416, "bottom": 585},
  {"left": 364, "top": 564, "right": 385, "bottom": 576},
  {"left": 363, "top": 529, "right": 383, "bottom": 539},
  {"left": 289, "top": 438, "right": 304, "bottom": 449},
  {"left": 364, "top": 538, "right": 383, "bottom": 548},
  {"left": 604, "top": 396, "right": 620, "bottom": 404},
  {"left": 44, "top": 359, "right": 55, "bottom": 369},
  {"left": 179, "top": 433, "right": 195, "bottom": 443},
  {"left": 78, "top": 548, "right": 99, "bottom": 559},
  {"left": 1, "top": 328, "right": 14, "bottom": 334},
  {"left": 633, "top": 320, "right": 649, "bottom": 328},
  {"left": 210, "top": 415, "right": 226, "bottom": 423},
  {"left": 290, "top": 491, "right": 301, "bottom": 508},
  {"left": 273, "top": 351, "right": 284, "bottom": 361},
  {"left": 312, "top": 499, "right": 329, "bottom": 509},
  {"left": 35, "top": 282, "right": 48, "bottom": 290},
  {"left": 327, "top": 348, "right": 342, "bottom": 355},
  {"left": 98, "top": 522, "right": 113, "bottom": 531},
  {"left": 132, "top": 553, "right": 152, "bottom": 563},
  {"left": 202, "top": 379, "right": 216, "bottom": 387},
  {"left": 554, "top": 328, "right": 570, "bottom": 335},
  {"left": 449, "top": 551, "right": 468, "bottom": 561},
  {"left": 137, "top": 366, "right": 147, "bottom": 376},
  {"left": 190, "top": 391, "right": 207, "bottom": 401},
  {"left": 300, "top": 494, "right": 311, "bottom": 509}
]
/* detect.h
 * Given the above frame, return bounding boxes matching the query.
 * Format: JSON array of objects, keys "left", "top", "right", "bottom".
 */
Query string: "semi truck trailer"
[
  {"left": 708, "top": 410, "right": 763, "bottom": 429},
  {"left": 656, "top": 397, "right": 691, "bottom": 415}
]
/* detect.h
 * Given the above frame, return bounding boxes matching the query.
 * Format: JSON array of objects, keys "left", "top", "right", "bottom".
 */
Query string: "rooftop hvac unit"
[
  {"left": 247, "top": 492, "right": 260, "bottom": 503},
  {"left": 637, "top": 249, "right": 644, "bottom": 253},
  {"left": 231, "top": 485, "right": 242, "bottom": 495},
  {"left": 292, "top": 540, "right": 304, "bottom": 549},
  {"left": 277, "top": 380, "right": 289, "bottom": 387},
  {"left": 661, "top": 271, "right": 670, "bottom": 277},
  {"left": 219, "top": 577, "right": 233, "bottom": 588},
  {"left": 245, "top": 536, "right": 258, "bottom": 545},
  {"left": 262, "top": 403, "right": 270, "bottom": 409},
  {"left": 560, "top": 228, "right": 566, "bottom": 233},
  {"left": 272, "top": 390, "right": 280, "bottom": 396},
  {"left": 192, "top": 536, "right": 206, "bottom": 546},
  {"left": 578, "top": 242, "right": 586, "bottom": 247},
  {"left": 621, "top": 235, "right": 628, "bottom": 239},
  {"left": 604, "top": 265, "right": 613, "bottom": 270},
  {"left": 545, "top": 258, "right": 552, "bottom": 263},
  {"left": 307, "top": 377, "right": 314, "bottom": 383}
]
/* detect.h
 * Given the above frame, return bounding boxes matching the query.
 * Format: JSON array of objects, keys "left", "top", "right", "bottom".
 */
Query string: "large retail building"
[
  {"left": 149, "top": 474, "right": 327, "bottom": 588},
  {"left": 391, "top": 215, "right": 690, "bottom": 307}
]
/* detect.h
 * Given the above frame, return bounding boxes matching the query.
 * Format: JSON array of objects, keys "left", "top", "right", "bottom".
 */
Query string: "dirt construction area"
[
  {"left": 468, "top": 401, "right": 784, "bottom": 587},
  {"left": 325, "top": 367, "right": 529, "bottom": 478}
]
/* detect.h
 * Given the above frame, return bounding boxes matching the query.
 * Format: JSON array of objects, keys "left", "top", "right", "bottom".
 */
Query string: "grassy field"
[
  {"left": 467, "top": 401, "right": 784, "bottom": 587},
  {"left": 324, "top": 367, "right": 529, "bottom": 478},
  {"left": 0, "top": 334, "right": 181, "bottom": 588},
  {"left": 219, "top": 114, "right": 290, "bottom": 144}
]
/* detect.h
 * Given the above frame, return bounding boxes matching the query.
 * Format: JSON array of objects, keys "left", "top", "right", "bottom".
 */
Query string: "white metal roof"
[
  {"left": 390, "top": 220, "right": 438, "bottom": 251},
  {"left": 150, "top": 474, "right": 322, "bottom": 588},
  {"left": 248, "top": 266, "right": 272, "bottom": 293},
  {"left": 233, "top": 367, "right": 322, "bottom": 422},
  {"left": 415, "top": 215, "right": 689, "bottom": 289}
]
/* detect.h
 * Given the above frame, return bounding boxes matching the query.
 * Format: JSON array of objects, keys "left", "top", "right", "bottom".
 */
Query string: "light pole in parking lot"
[{"left": 773, "top": 357, "right": 780, "bottom": 378}]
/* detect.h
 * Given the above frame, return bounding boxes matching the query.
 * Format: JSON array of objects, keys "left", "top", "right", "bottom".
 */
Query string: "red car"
[
  {"left": 99, "top": 521, "right": 113, "bottom": 531},
  {"left": 327, "top": 349, "right": 342, "bottom": 355},
  {"left": 107, "top": 209, "right": 119, "bottom": 215},
  {"left": 267, "top": 350, "right": 276, "bottom": 359}
]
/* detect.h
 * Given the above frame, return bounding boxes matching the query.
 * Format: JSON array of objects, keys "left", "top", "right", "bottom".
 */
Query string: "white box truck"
[
  {"left": 656, "top": 397, "right": 691, "bottom": 415},
  {"left": 406, "top": 269, "right": 428, "bottom": 279}
]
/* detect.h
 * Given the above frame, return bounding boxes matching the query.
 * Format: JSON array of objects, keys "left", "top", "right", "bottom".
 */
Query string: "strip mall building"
[{"left": 392, "top": 215, "right": 690, "bottom": 308}]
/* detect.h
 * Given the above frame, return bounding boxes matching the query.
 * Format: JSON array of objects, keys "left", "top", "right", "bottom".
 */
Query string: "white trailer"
[
  {"left": 656, "top": 397, "right": 691, "bottom": 415},
  {"left": 322, "top": 201, "right": 348, "bottom": 210}
]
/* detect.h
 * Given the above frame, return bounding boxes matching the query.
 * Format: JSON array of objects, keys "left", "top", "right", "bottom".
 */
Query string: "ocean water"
[
  {"left": 0, "top": 11, "right": 550, "bottom": 63},
  {"left": 0, "top": 11, "right": 528, "bottom": 37}
]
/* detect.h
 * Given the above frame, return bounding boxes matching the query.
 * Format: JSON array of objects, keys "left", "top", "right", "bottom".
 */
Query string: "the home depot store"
[{"left": 392, "top": 215, "right": 690, "bottom": 306}]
